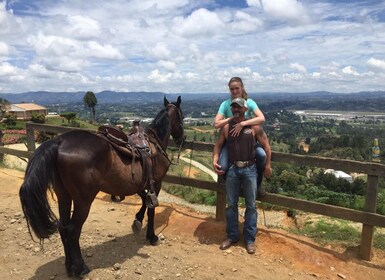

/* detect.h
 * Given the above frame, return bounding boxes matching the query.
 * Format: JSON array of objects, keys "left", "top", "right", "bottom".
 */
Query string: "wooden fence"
[{"left": 1, "top": 122, "right": 385, "bottom": 261}]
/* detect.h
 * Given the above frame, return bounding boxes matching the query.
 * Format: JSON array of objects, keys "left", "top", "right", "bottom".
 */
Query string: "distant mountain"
[{"left": 1, "top": 90, "right": 384, "bottom": 106}]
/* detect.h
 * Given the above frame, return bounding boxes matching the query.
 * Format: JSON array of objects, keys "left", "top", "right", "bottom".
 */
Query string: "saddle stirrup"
[{"left": 145, "top": 180, "right": 159, "bottom": 208}]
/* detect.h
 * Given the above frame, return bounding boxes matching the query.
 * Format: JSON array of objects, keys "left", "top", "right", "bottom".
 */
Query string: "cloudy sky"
[{"left": 1, "top": 0, "right": 385, "bottom": 94}]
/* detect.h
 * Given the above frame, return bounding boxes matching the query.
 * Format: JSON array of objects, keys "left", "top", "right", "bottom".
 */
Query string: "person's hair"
[{"left": 228, "top": 77, "right": 248, "bottom": 99}]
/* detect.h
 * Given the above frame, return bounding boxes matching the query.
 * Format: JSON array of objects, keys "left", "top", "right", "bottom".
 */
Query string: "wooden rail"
[{"left": 1, "top": 122, "right": 385, "bottom": 261}]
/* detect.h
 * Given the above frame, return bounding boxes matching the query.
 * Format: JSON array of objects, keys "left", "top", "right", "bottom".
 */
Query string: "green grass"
[
  {"left": 162, "top": 153, "right": 217, "bottom": 205},
  {"left": 289, "top": 218, "right": 385, "bottom": 250},
  {"left": 45, "top": 116, "right": 99, "bottom": 130}
]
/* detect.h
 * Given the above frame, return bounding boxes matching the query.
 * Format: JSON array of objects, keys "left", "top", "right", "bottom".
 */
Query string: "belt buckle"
[{"left": 235, "top": 161, "right": 245, "bottom": 168}]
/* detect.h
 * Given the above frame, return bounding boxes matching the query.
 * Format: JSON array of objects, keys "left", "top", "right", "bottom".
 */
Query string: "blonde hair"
[{"left": 228, "top": 77, "right": 248, "bottom": 99}]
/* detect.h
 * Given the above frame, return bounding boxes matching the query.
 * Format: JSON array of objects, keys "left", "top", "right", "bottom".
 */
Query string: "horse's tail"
[{"left": 19, "top": 138, "right": 62, "bottom": 241}]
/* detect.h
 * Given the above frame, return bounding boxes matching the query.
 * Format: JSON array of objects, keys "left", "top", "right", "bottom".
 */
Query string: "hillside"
[
  {"left": 1, "top": 166, "right": 385, "bottom": 279},
  {"left": 1, "top": 91, "right": 385, "bottom": 113}
]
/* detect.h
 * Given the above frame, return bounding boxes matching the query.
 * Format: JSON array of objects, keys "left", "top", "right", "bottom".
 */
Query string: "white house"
[{"left": 324, "top": 169, "right": 353, "bottom": 183}]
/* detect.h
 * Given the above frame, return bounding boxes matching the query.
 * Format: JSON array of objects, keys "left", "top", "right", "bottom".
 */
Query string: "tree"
[
  {"left": 83, "top": 91, "right": 97, "bottom": 123},
  {"left": 60, "top": 112, "right": 77, "bottom": 124},
  {"left": 0, "top": 98, "right": 10, "bottom": 122}
]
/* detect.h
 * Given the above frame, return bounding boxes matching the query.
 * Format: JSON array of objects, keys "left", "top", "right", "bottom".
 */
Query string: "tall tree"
[
  {"left": 0, "top": 98, "right": 10, "bottom": 121},
  {"left": 83, "top": 91, "right": 97, "bottom": 123}
]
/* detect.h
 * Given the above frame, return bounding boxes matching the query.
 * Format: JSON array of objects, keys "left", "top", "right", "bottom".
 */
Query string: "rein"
[
  {"left": 146, "top": 128, "right": 173, "bottom": 165},
  {"left": 145, "top": 103, "right": 184, "bottom": 165},
  {"left": 166, "top": 103, "right": 184, "bottom": 164}
]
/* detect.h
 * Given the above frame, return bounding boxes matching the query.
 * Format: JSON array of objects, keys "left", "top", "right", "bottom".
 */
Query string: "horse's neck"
[{"left": 146, "top": 127, "right": 170, "bottom": 151}]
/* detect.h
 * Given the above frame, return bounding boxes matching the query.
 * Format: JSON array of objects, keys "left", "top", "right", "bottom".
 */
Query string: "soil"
[{"left": 1, "top": 166, "right": 385, "bottom": 280}]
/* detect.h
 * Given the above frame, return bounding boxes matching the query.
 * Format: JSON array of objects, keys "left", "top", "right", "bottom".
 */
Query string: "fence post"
[
  {"left": 359, "top": 174, "right": 379, "bottom": 260},
  {"left": 216, "top": 177, "right": 226, "bottom": 221},
  {"left": 26, "top": 122, "right": 36, "bottom": 152},
  {"left": 0, "top": 130, "right": 4, "bottom": 162}
]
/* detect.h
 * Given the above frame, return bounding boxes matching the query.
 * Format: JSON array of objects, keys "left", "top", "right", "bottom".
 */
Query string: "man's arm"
[
  {"left": 254, "top": 126, "right": 272, "bottom": 178},
  {"left": 213, "top": 125, "right": 228, "bottom": 175}
]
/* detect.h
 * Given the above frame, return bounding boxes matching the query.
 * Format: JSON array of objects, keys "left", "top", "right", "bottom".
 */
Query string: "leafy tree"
[
  {"left": 30, "top": 113, "right": 46, "bottom": 124},
  {"left": 3, "top": 114, "right": 16, "bottom": 128},
  {"left": 60, "top": 112, "right": 77, "bottom": 124},
  {"left": 0, "top": 98, "right": 10, "bottom": 121},
  {"left": 83, "top": 91, "right": 97, "bottom": 123}
]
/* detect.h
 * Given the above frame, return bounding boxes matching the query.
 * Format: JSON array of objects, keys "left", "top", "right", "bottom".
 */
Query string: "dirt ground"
[{"left": 1, "top": 167, "right": 385, "bottom": 280}]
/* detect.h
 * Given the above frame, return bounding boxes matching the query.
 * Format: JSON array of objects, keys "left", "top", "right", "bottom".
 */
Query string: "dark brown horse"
[{"left": 19, "top": 96, "right": 184, "bottom": 277}]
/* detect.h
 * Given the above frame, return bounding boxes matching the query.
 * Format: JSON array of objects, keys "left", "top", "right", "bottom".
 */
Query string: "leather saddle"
[
  {"left": 97, "top": 121, "right": 158, "bottom": 208},
  {"left": 97, "top": 122, "right": 149, "bottom": 158}
]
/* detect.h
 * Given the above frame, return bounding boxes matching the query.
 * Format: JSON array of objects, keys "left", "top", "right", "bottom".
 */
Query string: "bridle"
[{"left": 166, "top": 103, "right": 185, "bottom": 163}]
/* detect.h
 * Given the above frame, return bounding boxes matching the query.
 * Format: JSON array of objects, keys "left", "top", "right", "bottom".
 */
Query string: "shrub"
[{"left": 30, "top": 113, "right": 46, "bottom": 123}]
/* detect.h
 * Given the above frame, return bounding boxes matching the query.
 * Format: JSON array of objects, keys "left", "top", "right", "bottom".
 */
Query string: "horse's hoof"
[
  {"left": 73, "top": 264, "right": 91, "bottom": 277},
  {"left": 148, "top": 235, "right": 159, "bottom": 245},
  {"left": 80, "top": 266, "right": 91, "bottom": 276},
  {"left": 132, "top": 219, "right": 142, "bottom": 234},
  {"left": 111, "top": 195, "right": 125, "bottom": 202}
]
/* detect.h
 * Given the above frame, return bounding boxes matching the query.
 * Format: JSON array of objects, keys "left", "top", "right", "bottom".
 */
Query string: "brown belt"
[{"left": 233, "top": 160, "right": 255, "bottom": 168}]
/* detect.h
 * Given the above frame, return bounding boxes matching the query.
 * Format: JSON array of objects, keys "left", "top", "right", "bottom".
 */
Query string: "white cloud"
[
  {"left": 148, "top": 43, "right": 172, "bottom": 60},
  {"left": 290, "top": 63, "right": 307, "bottom": 74},
  {"left": 0, "top": 62, "right": 18, "bottom": 76},
  {"left": 63, "top": 15, "right": 102, "bottom": 40},
  {"left": 148, "top": 69, "right": 182, "bottom": 83},
  {"left": 248, "top": 0, "right": 310, "bottom": 25},
  {"left": 0, "top": 1, "right": 385, "bottom": 93},
  {"left": 342, "top": 66, "right": 359, "bottom": 76},
  {"left": 86, "top": 42, "right": 124, "bottom": 60},
  {"left": 0, "top": 41, "right": 9, "bottom": 56},
  {"left": 157, "top": 60, "right": 176, "bottom": 71},
  {"left": 172, "top": 8, "right": 225, "bottom": 38},
  {"left": 367, "top": 58, "right": 385, "bottom": 71},
  {"left": 228, "top": 11, "right": 263, "bottom": 34}
]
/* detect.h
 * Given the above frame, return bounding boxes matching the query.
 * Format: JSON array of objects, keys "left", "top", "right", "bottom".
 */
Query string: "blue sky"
[{"left": 1, "top": 0, "right": 385, "bottom": 94}]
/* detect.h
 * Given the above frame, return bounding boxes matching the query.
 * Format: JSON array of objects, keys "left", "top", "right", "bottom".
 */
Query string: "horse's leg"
[
  {"left": 132, "top": 190, "right": 146, "bottom": 234},
  {"left": 146, "top": 182, "right": 161, "bottom": 245},
  {"left": 55, "top": 188, "right": 73, "bottom": 276},
  {"left": 66, "top": 198, "right": 95, "bottom": 276}
]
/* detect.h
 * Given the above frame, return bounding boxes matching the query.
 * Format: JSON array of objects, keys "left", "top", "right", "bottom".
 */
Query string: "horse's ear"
[
  {"left": 164, "top": 96, "right": 169, "bottom": 107},
  {"left": 176, "top": 96, "right": 181, "bottom": 106}
]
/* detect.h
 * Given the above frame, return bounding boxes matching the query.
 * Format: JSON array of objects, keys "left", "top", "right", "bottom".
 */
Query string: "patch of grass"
[
  {"left": 289, "top": 219, "right": 385, "bottom": 250},
  {"left": 290, "top": 219, "right": 360, "bottom": 247},
  {"left": 163, "top": 183, "right": 217, "bottom": 205},
  {"left": 373, "top": 231, "right": 385, "bottom": 250}
]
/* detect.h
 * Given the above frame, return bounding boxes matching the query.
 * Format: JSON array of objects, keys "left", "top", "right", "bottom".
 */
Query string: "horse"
[{"left": 19, "top": 96, "right": 184, "bottom": 277}]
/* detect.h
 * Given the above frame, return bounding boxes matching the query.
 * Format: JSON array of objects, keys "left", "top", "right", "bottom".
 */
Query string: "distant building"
[
  {"left": 324, "top": 169, "right": 353, "bottom": 183},
  {"left": 7, "top": 103, "right": 48, "bottom": 120}
]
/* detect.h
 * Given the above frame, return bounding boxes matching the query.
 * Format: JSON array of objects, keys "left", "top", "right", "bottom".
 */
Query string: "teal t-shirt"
[{"left": 217, "top": 98, "right": 259, "bottom": 119}]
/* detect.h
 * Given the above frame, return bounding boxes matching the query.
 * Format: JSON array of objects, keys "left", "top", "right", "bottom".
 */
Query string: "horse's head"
[{"left": 164, "top": 96, "right": 185, "bottom": 146}]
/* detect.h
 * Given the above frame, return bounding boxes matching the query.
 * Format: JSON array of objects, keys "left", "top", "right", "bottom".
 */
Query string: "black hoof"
[
  {"left": 73, "top": 264, "right": 91, "bottom": 277},
  {"left": 111, "top": 195, "right": 125, "bottom": 202},
  {"left": 132, "top": 219, "right": 142, "bottom": 234},
  {"left": 147, "top": 235, "right": 159, "bottom": 245}
]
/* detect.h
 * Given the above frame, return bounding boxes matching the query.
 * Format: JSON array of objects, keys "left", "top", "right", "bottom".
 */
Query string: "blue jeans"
[
  {"left": 219, "top": 143, "right": 266, "bottom": 187},
  {"left": 225, "top": 164, "right": 258, "bottom": 245}
]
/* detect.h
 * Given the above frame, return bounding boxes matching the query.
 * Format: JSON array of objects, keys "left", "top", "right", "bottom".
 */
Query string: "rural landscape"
[
  {"left": 1, "top": 90, "right": 385, "bottom": 279},
  {"left": 2, "top": 0, "right": 385, "bottom": 279}
]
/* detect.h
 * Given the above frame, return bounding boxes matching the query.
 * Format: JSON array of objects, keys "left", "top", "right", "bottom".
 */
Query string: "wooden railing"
[{"left": 1, "top": 122, "right": 385, "bottom": 261}]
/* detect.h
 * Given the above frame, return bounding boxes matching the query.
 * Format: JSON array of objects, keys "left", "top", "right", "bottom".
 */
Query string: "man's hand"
[
  {"left": 213, "top": 162, "right": 225, "bottom": 175},
  {"left": 264, "top": 165, "right": 272, "bottom": 178}
]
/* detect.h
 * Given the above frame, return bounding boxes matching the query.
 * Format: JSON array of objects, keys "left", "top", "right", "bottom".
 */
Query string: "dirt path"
[{"left": 1, "top": 167, "right": 385, "bottom": 280}]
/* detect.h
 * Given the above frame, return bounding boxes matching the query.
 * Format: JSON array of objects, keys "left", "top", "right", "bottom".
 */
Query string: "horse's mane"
[{"left": 146, "top": 107, "right": 170, "bottom": 141}]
